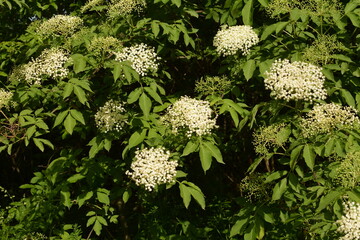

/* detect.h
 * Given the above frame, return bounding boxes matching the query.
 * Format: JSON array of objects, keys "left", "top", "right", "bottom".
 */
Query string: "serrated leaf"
[
  {"left": 77, "top": 191, "right": 93, "bottom": 207},
  {"left": 61, "top": 190, "right": 72, "bottom": 208},
  {"left": 73, "top": 85, "right": 87, "bottom": 104},
  {"left": 97, "top": 189, "right": 110, "bottom": 205},
  {"left": 64, "top": 114, "right": 76, "bottom": 135},
  {"left": 243, "top": 59, "right": 256, "bottom": 80},
  {"left": 242, "top": 0, "right": 253, "bottom": 25},
  {"left": 199, "top": 144, "right": 212, "bottom": 172},
  {"left": 303, "top": 144, "right": 315, "bottom": 170},
  {"left": 72, "top": 54, "right": 87, "bottom": 73},
  {"left": 139, "top": 93, "right": 152, "bottom": 117},
  {"left": 316, "top": 190, "right": 342, "bottom": 212},
  {"left": 53, "top": 110, "right": 68, "bottom": 128},
  {"left": 179, "top": 183, "right": 191, "bottom": 208},
  {"left": 144, "top": 87, "right": 163, "bottom": 104},
  {"left": 127, "top": 88, "right": 143, "bottom": 104},
  {"left": 67, "top": 173, "right": 85, "bottom": 183},
  {"left": 93, "top": 220, "right": 102, "bottom": 236},
  {"left": 230, "top": 219, "right": 248, "bottom": 237},
  {"left": 182, "top": 140, "right": 199, "bottom": 156},
  {"left": 272, "top": 178, "right": 287, "bottom": 200},
  {"left": 33, "top": 138, "right": 44, "bottom": 152},
  {"left": 70, "top": 109, "right": 85, "bottom": 125},
  {"left": 128, "top": 129, "right": 147, "bottom": 149},
  {"left": 202, "top": 141, "right": 224, "bottom": 164},
  {"left": 63, "top": 83, "right": 73, "bottom": 99},
  {"left": 151, "top": 21, "right": 160, "bottom": 37}
]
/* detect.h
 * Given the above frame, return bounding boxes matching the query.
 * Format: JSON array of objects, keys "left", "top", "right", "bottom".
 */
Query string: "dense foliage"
[{"left": 0, "top": 0, "right": 360, "bottom": 239}]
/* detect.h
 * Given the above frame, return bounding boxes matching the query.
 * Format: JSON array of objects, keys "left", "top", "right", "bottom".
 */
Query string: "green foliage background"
[{"left": 0, "top": 0, "right": 360, "bottom": 239}]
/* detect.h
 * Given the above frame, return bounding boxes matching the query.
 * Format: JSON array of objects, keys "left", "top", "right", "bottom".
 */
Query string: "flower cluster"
[
  {"left": 333, "top": 151, "right": 360, "bottom": 189},
  {"left": 17, "top": 48, "right": 69, "bottom": 85},
  {"left": 126, "top": 147, "right": 178, "bottom": 191},
  {"left": 108, "top": 0, "right": 146, "bottom": 17},
  {"left": 303, "top": 34, "right": 343, "bottom": 65},
  {"left": 36, "top": 15, "right": 83, "bottom": 37},
  {"left": 300, "top": 103, "right": 360, "bottom": 138},
  {"left": 195, "top": 75, "right": 233, "bottom": 97},
  {"left": 337, "top": 201, "right": 360, "bottom": 240},
  {"left": 264, "top": 59, "right": 327, "bottom": 102},
  {"left": 213, "top": 25, "right": 259, "bottom": 56},
  {"left": 239, "top": 173, "right": 270, "bottom": 202},
  {"left": 81, "top": 0, "right": 105, "bottom": 13},
  {"left": 253, "top": 123, "right": 289, "bottom": 156},
  {"left": 94, "top": 100, "right": 127, "bottom": 133},
  {"left": 161, "top": 96, "right": 217, "bottom": 137},
  {"left": 0, "top": 89, "right": 13, "bottom": 109},
  {"left": 114, "top": 43, "right": 160, "bottom": 76},
  {"left": 88, "top": 36, "right": 122, "bottom": 56}
]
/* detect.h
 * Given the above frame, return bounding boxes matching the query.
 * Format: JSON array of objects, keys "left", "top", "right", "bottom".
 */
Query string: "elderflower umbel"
[
  {"left": 333, "top": 151, "right": 360, "bottom": 189},
  {"left": 0, "top": 89, "right": 13, "bottom": 109},
  {"left": 213, "top": 25, "right": 259, "bottom": 56},
  {"left": 253, "top": 123, "right": 289, "bottom": 156},
  {"left": 21, "top": 48, "right": 69, "bottom": 85},
  {"left": 336, "top": 201, "right": 360, "bottom": 240},
  {"left": 126, "top": 147, "right": 178, "bottom": 191},
  {"left": 108, "top": 0, "right": 146, "bottom": 17},
  {"left": 114, "top": 43, "right": 160, "bottom": 76},
  {"left": 161, "top": 96, "right": 217, "bottom": 137},
  {"left": 264, "top": 59, "right": 327, "bottom": 102},
  {"left": 88, "top": 36, "right": 122, "bottom": 56},
  {"left": 36, "top": 15, "right": 83, "bottom": 37},
  {"left": 94, "top": 100, "right": 127, "bottom": 133},
  {"left": 81, "top": 0, "right": 105, "bottom": 13},
  {"left": 300, "top": 103, "right": 360, "bottom": 138}
]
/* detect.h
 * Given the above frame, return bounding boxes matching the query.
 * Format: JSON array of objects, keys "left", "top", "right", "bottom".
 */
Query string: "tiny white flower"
[
  {"left": 36, "top": 15, "right": 83, "bottom": 36},
  {"left": 337, "top": 201, "right": 360, "bottom": 240},
  {"left": 0, "top": 89, "right": 13, "bottom": 109},
  {"left": 94, "top": 100, "right": 127, "bottom": 133}
]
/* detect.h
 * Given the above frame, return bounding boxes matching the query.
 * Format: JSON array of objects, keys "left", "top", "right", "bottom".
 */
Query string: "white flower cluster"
[
  {"left": 300, "top": 103, "right": 360, "bottom": 138},
  {"left": 114, "top": 43, "right": 160, "bottom": 76},
  {"left": 161, "top": 96, "right": 217, "bottom": 137},
  {"left": 213, "top": 25, "right": 259, "bottom": 56},
  {"left": 21, "top": 48, "right": 69, "bottom": 85},
  {"left": 36, "top": 15, "right": 83, "bottom": 36},
  {"left": 126, "top": 147, "right": 178, "bottom": 191},
  {"left": 264, "top": 59, "right": 327, "bottom": 102},
  {"left": 337, "top": 201, "right": 360, "bottom": 240},
  {"left": 0, "top": 89, "right": 13, "bottom": 109},
  {"left": 108, "top": 0, "right": 146, "bottom": 17},
  {"left": 94, "top": 100, "right": 127, "bottom": 133}
]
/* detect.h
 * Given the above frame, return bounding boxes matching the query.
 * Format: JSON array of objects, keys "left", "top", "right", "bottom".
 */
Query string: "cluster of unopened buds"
[{"left": 94, "top": 100, "right": 127, "bottom": 133}]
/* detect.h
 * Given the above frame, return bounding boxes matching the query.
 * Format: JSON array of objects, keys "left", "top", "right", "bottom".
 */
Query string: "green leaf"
[
  {"left": 151, "top": 21, "right": 160, "bottom": 37},
  {"left": 128, "top": 129, "right": 147, "bottom": 149},
  {"left": 316, "top": 190, "right": 342, "bottom": 212},
  {"left": 144, "top": 87, "right": 163, "bottom": 104},
  {"left": 261, "top": 23, "right": 277, "bottom": 40},
  {"left": 275, "top": 21, "right": 289, "bottom": 34},
  {"left": 179, "top": 182, "right": 191, "bottom": 208},
  {"left": 73, "top": 85, "right": 87, "bottom": 104},
  {"left": 264, "top": 170, "right": 287, "bottom": 183},
  {"left": 33, "top": 138, "right": 44, "bottom": 152},
  {"left": 324, "top": 137, "right": 335, "bottom": 157},
  {"left": 72, "top": 54, "right": 87, "bottom": 73},
  {"left": 272, "top": 178, "right": 287, "bottom": 201},
  {"left": 290, "top": 145, "right": 304, "bottom": 169},
  {"left": 25, "top": 125, "right": 36, "bottom": 139},
  {"left": 127, "top": 87, "right": 143, "bottom": 104},
  {"left": 242, "top": 0, "right": 254, "bottom": 25},
  {"left": 67, "top": 173, "right": 85, "bottom": 183},
  {"left": 341, "top": 89, "right": 356, "bottom": 108},
  {"left": 303, "top": 144, "right": 315, "bottom": 170},
  {"left": 70, "top": 109, "right": 85, "bottom": 125},
  {"left": 199, "top": 143, "right": 213, "bottom": 172},
  {"left": 243, "top": 59, "right": 256, "bottom": 80},
  {"left": 97, "top": 188, "right": 110, "bottom": 205},
  {"left": 171, "top": 0, "right": 181, "bottom": 7},
  {"left": 63, "top": 83, "right": 73, "bottom": 99},
  {"left": 202, "top": 141, "right": 224, "bottom": 164},
  {"left": 112, "top": 62, "right": 122, "bottom": 81},
  {"left": 61, "top": 190, "right": 72, "bottom": 208},
  {"left": 230, "top": 219, "right": 248, "bottom": 237},
  {"left": 139, "top": 92, "right": 152, "bottom": 117},
  {"left": 77, "top": 191, "right": 93, "bottom": 208},
  {"left": 122, "top": 189, "right": 131, "bottom": 203},
  {"left": 182, "top": 140, "right": 199, "bottom": 156},
  {"left": 64, "top": 114, "right": 76, "bottom": 135},
  {"left": 93, "top": 220, "right": 102, "bottom": 236}
]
